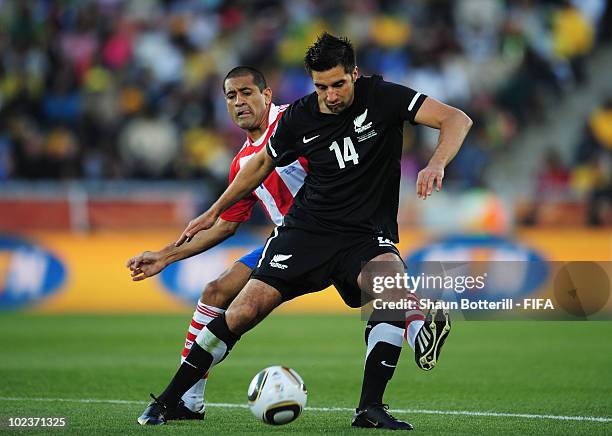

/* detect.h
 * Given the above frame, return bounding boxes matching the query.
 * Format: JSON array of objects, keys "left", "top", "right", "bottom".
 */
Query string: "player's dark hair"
[
  {"left": 304, "top": 32, "right": 355, "bottom": 75},
  {"left": 223, "top": 66, "right": 267, "bottom": 93}
]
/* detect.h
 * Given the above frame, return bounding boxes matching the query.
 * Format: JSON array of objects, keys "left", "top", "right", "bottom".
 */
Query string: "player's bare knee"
[
  {"left": 201, "top": 280, "right": 218, "bottom": 301},
  {"left": 201, "top": 279, "right": 229, "bottom": 308},
  {"left": 358, "top": 253, "right": 404, "bottom": 292}
]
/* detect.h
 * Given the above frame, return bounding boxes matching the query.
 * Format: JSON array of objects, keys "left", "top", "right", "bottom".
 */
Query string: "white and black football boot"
[{"left": 415, "top": 308, "right": 451, "bottom": 371}]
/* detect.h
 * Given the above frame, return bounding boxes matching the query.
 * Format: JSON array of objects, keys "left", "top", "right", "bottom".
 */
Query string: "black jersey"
[{"left": 266, "top": 75, "right": 426, "bottom": 243}]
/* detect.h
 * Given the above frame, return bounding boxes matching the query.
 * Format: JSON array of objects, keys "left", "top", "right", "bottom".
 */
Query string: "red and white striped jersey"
[{"left": 220, "top": 103, "right": 308, "bottom": 226}]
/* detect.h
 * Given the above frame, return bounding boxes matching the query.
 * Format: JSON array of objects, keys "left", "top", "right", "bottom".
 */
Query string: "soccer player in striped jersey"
[{"left": 126, "top": 66, "right": 305, "bottom": 420}]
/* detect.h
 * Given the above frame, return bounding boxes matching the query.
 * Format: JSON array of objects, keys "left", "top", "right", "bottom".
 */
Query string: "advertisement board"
[{"left": 0, "top": 228, "right": 609, "bottom": 314}]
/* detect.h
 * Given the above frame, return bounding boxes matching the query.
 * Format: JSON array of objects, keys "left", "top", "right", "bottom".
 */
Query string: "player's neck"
[
  {"left": 246, "top": 125, "right": 266, "bottom": 143},
  {"left": 246, "top": 105, "right": 271, "bottom": 142}
]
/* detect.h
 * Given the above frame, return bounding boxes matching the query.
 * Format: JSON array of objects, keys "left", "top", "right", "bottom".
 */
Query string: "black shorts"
[{"left": 251, "top": 225, "right": 401, "bottom": 308}]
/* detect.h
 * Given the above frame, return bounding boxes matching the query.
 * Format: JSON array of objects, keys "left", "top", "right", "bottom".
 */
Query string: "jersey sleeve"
[
  {"left": 266, "top": 109, "right": 300, "bottom": 167},
  {"left": 377, "top": 80, "right": 427, "bottom": 125},
  {"left": 219, "top": 154, "right": 259, "bottom": 223}
]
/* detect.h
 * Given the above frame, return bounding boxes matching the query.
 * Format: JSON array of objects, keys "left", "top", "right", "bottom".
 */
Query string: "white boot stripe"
[{"left": 417, "top": 336, "right": 425, "bottom": 352}]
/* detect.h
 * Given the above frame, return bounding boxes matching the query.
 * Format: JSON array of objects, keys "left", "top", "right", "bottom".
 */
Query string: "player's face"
[
  {"left": 224, "top": 75, "right": 272, "bottom": 130},
  {"left": 311, "top": 65, "right": 358, "bottom": 114}
]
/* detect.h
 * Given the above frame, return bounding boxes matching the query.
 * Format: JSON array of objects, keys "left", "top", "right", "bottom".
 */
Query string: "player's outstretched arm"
[
  {"left": 127, "top": 218, "right": 240, "bottom": 281},
  {"left": 175, "top": 148, "right": 275, "bottom": 246},
  {"left": 414, "top": 97, "right": 473, "bottom": 199}
]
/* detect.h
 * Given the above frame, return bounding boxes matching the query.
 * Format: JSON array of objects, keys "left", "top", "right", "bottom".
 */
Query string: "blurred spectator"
[
  {"left": 10, "top": 116, "right": 47, "bottom": 179},
  {"left": 133, "top": 25, "right": 184, "bottom": 85},
  {"left": 570, "top": 155, "right": 606, "bottom": 196},
  {"left": 552, "top": 0, "right": 595, "bottom": 84},
  {"left": 537, "top": 148, "right": 570, "bottom": 197},
  {"left": 454, "top": 0, "right": 505, "bottom": 61},
  {"left": 587, "top": 179, "right": 612, "bottom": 225},
  {"left": 44, "top": 126, "right": 80, "bottom": 178},
  {"left": 572, "top": 98, "right": 612, "bottom": 224},
  {"left": 575, "top": 98, "right": 612, "bottom": 164},
  {"left": 118, "top": 107, "right": 180, "bottom": 178},
  {"left": 42, "top": 67, "right": 81, "bottom": 124},
  {"left": 102, "top": 21, "right": 134, "bottom": 70},
  {"left": 521, "top": 147, "right": 572, "bottom": 226},
  {"left": 571, "top": 0, "right": 607, "bottom": 33},
  {"left": 571, "top": 152, "right": 611, "bottom": 225},
  {"left": 181, "top": 126, "right": 231, "bottom": 181}
]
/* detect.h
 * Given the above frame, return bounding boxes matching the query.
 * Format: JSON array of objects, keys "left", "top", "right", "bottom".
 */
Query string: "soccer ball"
[{"left": 247, "top": 365, "right": 307, "bottom": 425}]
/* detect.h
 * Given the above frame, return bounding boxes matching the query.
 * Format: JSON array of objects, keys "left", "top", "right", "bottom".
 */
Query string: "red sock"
[
  {"left": 181, "top": 300, "right": 226, "bottom": 365},
  {"left": 180, "top": 300, "right": 226, "bottom": 411}
]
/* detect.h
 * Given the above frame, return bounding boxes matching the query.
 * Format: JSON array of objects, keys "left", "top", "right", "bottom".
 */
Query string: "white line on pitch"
[{"left": 0, "top": 396, "right": 610, "bottom": 423}]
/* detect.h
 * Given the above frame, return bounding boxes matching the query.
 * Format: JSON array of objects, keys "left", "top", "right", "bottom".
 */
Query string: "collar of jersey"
[{"left": 247, "top": 103, "right": 281, "bottom": 147}]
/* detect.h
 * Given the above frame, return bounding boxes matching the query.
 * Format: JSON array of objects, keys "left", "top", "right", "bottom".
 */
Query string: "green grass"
[{"left": 0, "top": 313, "right": 611, "bottom": 434}]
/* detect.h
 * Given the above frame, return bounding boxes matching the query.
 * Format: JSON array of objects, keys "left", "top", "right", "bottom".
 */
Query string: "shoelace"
[
  {"left": 374, "top": 404, "right": 401, "bottom": 422},
  {"left": 149, "top": 393, "right": 167, "bottom": 411}
]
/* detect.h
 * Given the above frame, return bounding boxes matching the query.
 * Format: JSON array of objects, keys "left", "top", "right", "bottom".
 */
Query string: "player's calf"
[{"left": 358, "top": 317, "right": 404, "bottom": 409}]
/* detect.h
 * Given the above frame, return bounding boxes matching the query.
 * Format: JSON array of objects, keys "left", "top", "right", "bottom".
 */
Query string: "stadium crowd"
[{"left": 0, "top": 0, "right": 610, "bottom": 202}]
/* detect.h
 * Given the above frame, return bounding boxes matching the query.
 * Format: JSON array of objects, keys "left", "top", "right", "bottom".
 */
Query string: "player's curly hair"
[
  {"left": 223, "top": 66, "right": 267, "bottom": 93},
  {"left": 304, "top": 32, "right": 355, "bottom": 75}
]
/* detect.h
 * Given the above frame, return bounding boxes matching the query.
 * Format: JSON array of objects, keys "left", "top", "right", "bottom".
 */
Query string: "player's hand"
[
  {"left": 175, "top": 209, "right": 218, "bottom": 247},
  {"left": 126, "top": 251, "right": 166, "bottom": 281},
  {"left": 416, "top": 163, "right": 444, "bottom": 200}
]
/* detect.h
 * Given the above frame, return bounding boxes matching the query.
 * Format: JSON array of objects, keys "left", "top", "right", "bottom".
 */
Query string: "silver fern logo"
[
  {"left": 270, "top": 254, "right": 292, "bottom": 269},
  {"left": 354, "top": 109, "right": 372, "bottom": 133}
]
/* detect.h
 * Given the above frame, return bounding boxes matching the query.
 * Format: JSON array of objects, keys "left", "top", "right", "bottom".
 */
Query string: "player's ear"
[
  {"left": 263, "top": 87, "right": 272, "bottom": 105},
  {"left": 352, "top": 66, "right": 358, "bottom": 82}
]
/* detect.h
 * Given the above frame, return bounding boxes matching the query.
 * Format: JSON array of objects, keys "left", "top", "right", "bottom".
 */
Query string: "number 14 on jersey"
[{"left": 329, "top": 137, "right": 359, "bottom": 169}]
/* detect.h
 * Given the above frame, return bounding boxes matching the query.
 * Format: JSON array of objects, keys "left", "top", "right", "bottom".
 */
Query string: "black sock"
[
  {"left": 157, "top": 343, "right": 211, "bottom": 408},
  {"left": 157, "top": 315, "right": 240, "bottom": 408},
  {"left": 358, "top": 317, "right": 404, "bottom": 410}
]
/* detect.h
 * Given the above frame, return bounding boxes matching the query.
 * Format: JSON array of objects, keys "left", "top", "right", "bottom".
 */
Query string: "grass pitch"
[{"left": 0, "top": 313, "right": 610, "bottom": 435}]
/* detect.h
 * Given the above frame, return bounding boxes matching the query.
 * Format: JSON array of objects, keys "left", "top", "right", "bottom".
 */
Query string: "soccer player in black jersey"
[{"left": 139, "top": 33, "right": 472, "bottom": 430}]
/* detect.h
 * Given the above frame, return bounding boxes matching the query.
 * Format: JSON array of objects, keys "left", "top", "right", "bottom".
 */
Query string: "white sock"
[
  {"left": 180, "top": 300, "right": 225, "bottom": 412},
  {"left": 182, "top": 378, "right": 207, "bottom": 412}
]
